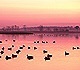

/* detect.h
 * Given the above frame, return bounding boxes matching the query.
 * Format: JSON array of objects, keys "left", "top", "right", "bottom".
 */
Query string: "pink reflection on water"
[{"left": 0, "top": 33, "right": 80, "bottom": 70}]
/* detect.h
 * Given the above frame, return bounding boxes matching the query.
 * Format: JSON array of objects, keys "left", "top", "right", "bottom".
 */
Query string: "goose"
[
  {"left": 34, "top": 47, "right": 37, "bottom": 50},
  {"left": 0, "top": 41, "right": 2, "bottom": 43},
  {"left": 28, "top": 46, "right": 30, "bottom": 49},
  {"left": 12, "top": 54, "right": 17, "bottom": 58},
  {"left": 65, "top": 51, "right": 69, "bottom": 56},
  {"left": 2, "top": 47, "right": 4, "bottom": 50},
  {"left": 8, "top": 47, "right": 12, "bottom": 51},
  {"left": 19, "top": 46, "right": 23, "bottom": 49},
  {"left": 16, "top": 50, "right": 21, "bottom": 54},
  {"left": 44, "top": 56, "right": 50, "bottom": 61},
  {"left": 47, "top": 54, "right": 52, "bottom": 58},
  {"left": 72, "top": 47, "right": 76, "bottom": 50},
  {"left": 13, "top": 40, "right": 15, "bottom": 42},
  {"left": 43, "top": 50, "right": 48, "bottom": 54},
  {"left": 77, "top": 47, "right": 80, "bottom": 49},
  {"left": 0, "top": 51, "right": 4, "bottom": 54},
  {"left": 5, "top": 56, "right": 11, "bottom": 60},
  {"left": 27, "top": 55, "right": 33, "bottom": 60}
]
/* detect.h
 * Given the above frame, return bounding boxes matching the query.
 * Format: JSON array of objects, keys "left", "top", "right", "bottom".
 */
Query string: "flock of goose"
[{"left": 0, "top": 40, "right": 80, "bottom": 61}]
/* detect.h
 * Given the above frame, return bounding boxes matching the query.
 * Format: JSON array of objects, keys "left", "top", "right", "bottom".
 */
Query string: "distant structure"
[{"left": 0, "top": 25, "right": 80, "bottom": 34}]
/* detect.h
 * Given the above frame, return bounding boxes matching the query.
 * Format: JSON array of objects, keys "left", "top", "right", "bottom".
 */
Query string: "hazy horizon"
[
  {"left": 0, "top": 23, "right": 80, "bottom": 27},
  {"left": 0, "top": 0, "right": 80, "bottom": 27}
]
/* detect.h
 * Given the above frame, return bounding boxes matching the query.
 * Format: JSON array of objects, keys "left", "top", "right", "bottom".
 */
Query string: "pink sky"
[{"left": 0, "top": 0, "right": 80, "bottom": 27}]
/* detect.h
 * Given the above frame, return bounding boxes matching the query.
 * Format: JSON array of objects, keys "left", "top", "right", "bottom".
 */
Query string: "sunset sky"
[{"left": 0, "top": 0, "right": 80, "bottom": 27}]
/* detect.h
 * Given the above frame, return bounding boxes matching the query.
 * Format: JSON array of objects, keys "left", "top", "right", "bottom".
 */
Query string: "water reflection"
[
  {"left": 0, "top": 33, "right": 80, "bottom": 70},
  {"left": 1, "top": 33, "right": 80, "bottom": 39}
]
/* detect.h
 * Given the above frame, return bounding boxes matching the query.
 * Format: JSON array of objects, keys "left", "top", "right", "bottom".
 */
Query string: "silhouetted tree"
[
  {"left": 65, "top": 29, "right": 69, "bottom": 32},
  {"left": 75, "top": 26, "right": 79, "bottom": 30},
  {"left": 23, "top": 25, "right": 26, "bottom": 31},
  {"left": 39, "top": 25, "right": 43, "bottom": 31}
]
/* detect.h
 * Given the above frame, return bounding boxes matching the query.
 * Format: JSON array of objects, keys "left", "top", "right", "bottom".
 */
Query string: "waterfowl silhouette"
[
  {"left": 13, "top": 40, "right": 15, "bottom": 42},
  {"left": 37, "top": 41, "right": 39, "bottom": 43},
  {"left": 72, "top": 47, "right": 76, "bottom": 50},
  {"left": 53, "top": 41, "right": 55, "bottom": 43},
  {"left": 42, "top": 41, "right": 45, "bottom": 43},
  {"left": 12, "top": 45, "right": 14, "bottom": 47},
  {"left": 5, "top": 56, "right": 11, "bottom": 60},
  {"left": 27, "top": 55, "right": 33, "bottom": 60},
  {"left": 47, "top": 54, "right": 52, "bottom": 58},
  {"left": 44, "top": 56, "right": 50, "bottom": 61},
  {"left": 5, "top": 40, "right": 8, "bottom": 41},
  {"left": 28, "top": 46, "right": 30, "bottom": 49},
  {"left": 12, "top": 54, "right": 17, "bottom": 58},
  {"left": 19, "top": 46, "right": 23, "bottom": 49},
  {"left": 34, "top": 41, "right": 36, "bottom": 43},
  {"left": 65, "top": 51, "right": 69, "bottom": 56},
  {"left": 23, "top": 45, "right": 25, "bottom": 47},
  {"left": 0, "top": 51, "right": 4, "bottom": 54},
  {"left": 34, "top": 47, "right": 37, "bottom": 50},
  {"left": 43, "top": 50, "right": 48, "bottom": 54},
  {"left": 46, "top": 41, "right": 48, "bottom": 43},
  {"left": 8, "top": 47, "right": 12, "bottom": 51},
  {"left": 16, "top": 50, "right": 21, "bottom": 54},
  {"left": 0, "top": 41, "right": 2, "bottom": 43},
  {"left": 77, "top": 47, "right": 80, "bottom": 49},
  {"left": 2, "top": 47, "right": 4, "bottom": 50}
]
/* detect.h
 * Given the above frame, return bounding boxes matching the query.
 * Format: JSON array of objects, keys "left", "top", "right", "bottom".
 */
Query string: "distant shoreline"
[
  {"left": 0, "top": 31, "right": 80, "bottom": 34},
  {"left": 0, "top": 25, "right": 80, "bottom": 34},
  {"left": 0, "top": 31, "right": 33, "bottom": 34}
]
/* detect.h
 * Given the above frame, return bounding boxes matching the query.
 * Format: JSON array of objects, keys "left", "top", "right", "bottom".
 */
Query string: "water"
[{"left": 0, "top": 33, "right": 80, "bottom": 70}]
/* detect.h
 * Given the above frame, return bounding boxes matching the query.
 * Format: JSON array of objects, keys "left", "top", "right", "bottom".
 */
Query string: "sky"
[{"left": 0, "top": 0, "right": 80, "bottom": 27}]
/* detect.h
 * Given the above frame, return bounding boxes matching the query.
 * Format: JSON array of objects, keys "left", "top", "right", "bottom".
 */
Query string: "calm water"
[{"left": 0, "top": 33, "right": 80, "bottom": 70}]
